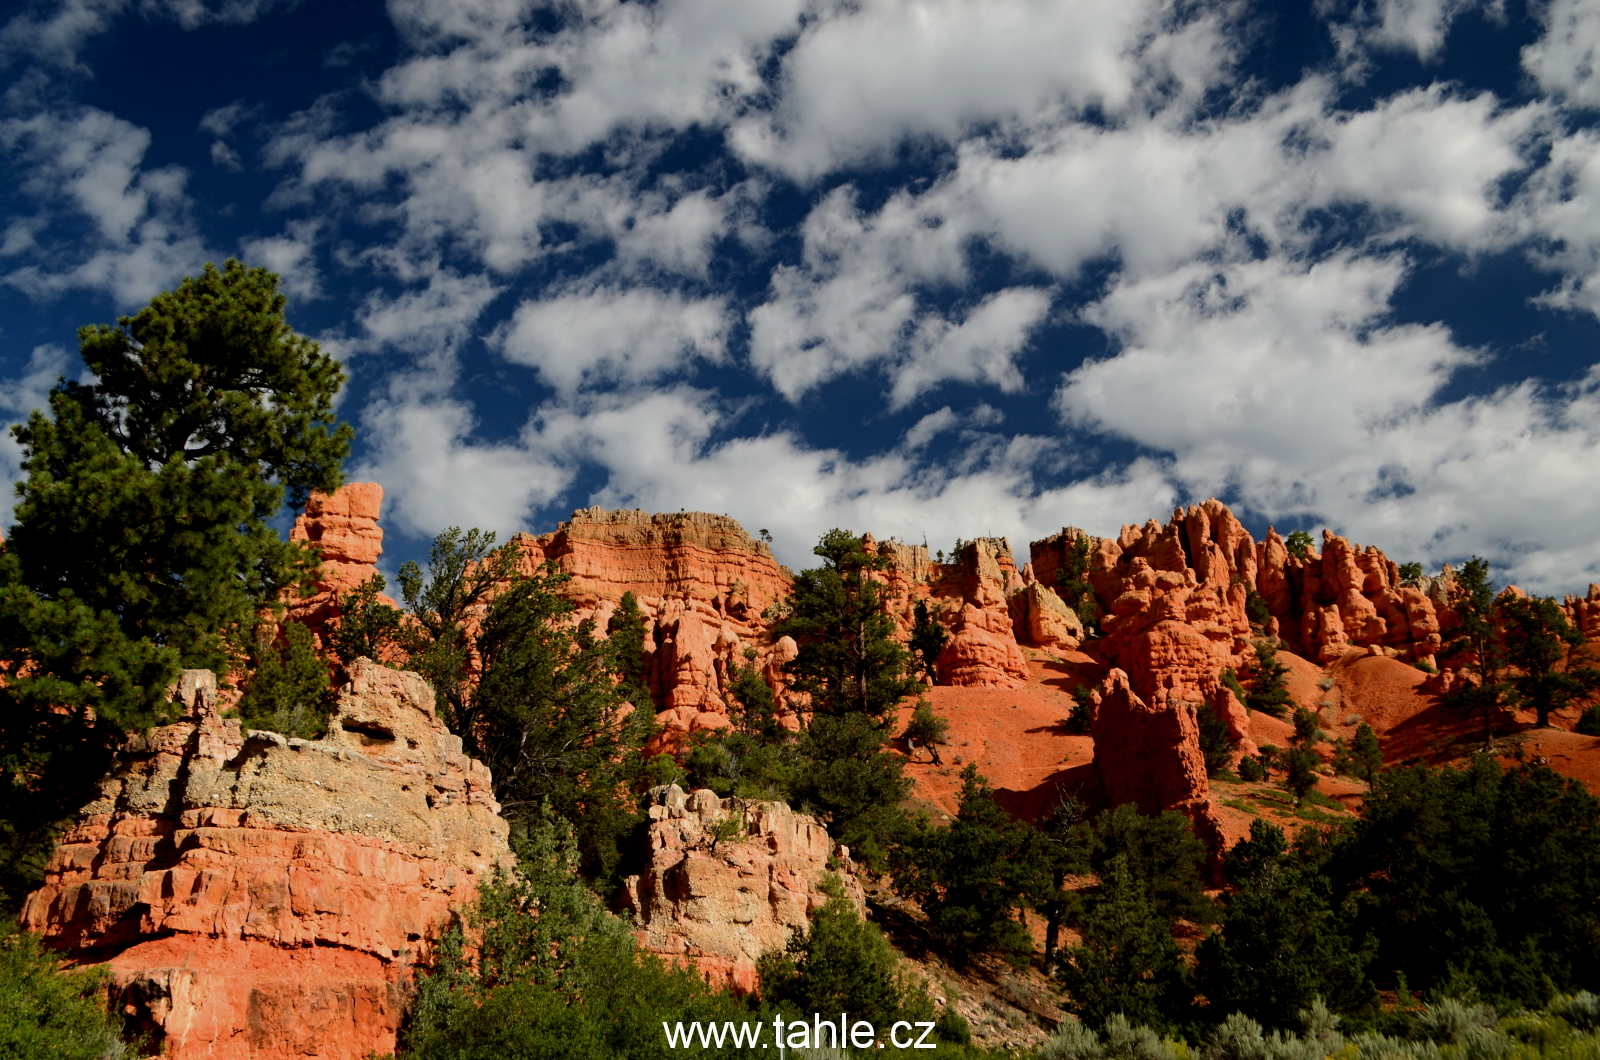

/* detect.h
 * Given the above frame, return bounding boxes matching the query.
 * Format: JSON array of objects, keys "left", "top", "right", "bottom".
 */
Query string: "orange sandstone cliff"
[{"left": 21, "top": 662, "right": 511, "bottom": 1060}]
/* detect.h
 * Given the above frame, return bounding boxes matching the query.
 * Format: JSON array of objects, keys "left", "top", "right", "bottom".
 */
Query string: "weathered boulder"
[
  {"left": 22, "top": 661, "right": 511, "bottom": 1060},
  {"left": 1090, "top": 669, "right": 1225, "bottom": 858},
  {"left": 287, "top": 482, "right": 395, "bottom": 643},
  {"left": 620, "top": 786, "right": 864, "bottom": 994},
  {"left": 937, "top": 604, "right": 1031, "bottom": 688},
  {"left": 1009, "top": 581, "right": 1083, "bottom": 652}
]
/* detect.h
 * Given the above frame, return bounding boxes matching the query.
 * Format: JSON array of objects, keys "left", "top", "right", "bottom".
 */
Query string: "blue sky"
[{"left": 4, "top": 0, "right": 1600, "bottom": 593}]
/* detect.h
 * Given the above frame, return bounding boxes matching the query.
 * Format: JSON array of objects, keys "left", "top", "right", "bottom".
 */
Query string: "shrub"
[
  {"left": 0, "top": 929, "right": 129, "bottom": 1060},
  {"left": 1578, "top": 706, "right": 1600, "bottom": 737},
  {"left": 233, "top": 619, "right": 330, "bottom": 740},
  {"left": 1246, "top": 642, "right": 1293, "bottom": 718},
  {"left": 1238, "top": 756, "right": 1265, "bottom": 782}
]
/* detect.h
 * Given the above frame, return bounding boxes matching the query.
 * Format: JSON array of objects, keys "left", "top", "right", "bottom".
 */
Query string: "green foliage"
[
  {"left": 607, "top": 592, "right": 653, "bottom": 711},
  {"left": 1221, "top": 668, "right": 1249, "bottom": 706},
  {"left": 233, "top": 619, "right": 331, "bottom": 739},
  {"left": 769, "top": 530, "right": 922, "bottom": 862},
  {"left": 1340, "top": 757, "right": 1600, "bottom": 1006},
  {"left": 1055, "top": 534, "right": 1103, "bottom": 637},
  {"left": 758, "top": 876, "right": 915, "bottom": 1030},
  {"left": 1283, "top": 708, "right": 1324, "bottom": 807},
  {"left": 774, "top": 529, "right": 923, "bottom": 720},
  {"left": 1499, "top": 594, "right": 1597, "bottom": 729},
  {"left": 1443, "top": 558, "right": 1512, "bottom": 747},
  {"left": 1579, "top": 706, "right": 1600, "bottom": 737},
  {"left": 0, "top": 928, "right": 129, "bottom": 1060},
  {"left": 398, "top": 529, "right": 651, "bottom": 885},
  {"left": 1398, "top": 562, "right": 1425, "bottom": 587},
  {"left": 684, "top": 729, "right": 795, "bottom": 802},
  {"left": 327, "top": 573, "right": 403, "bottom": 676},
  {"left": 1026, "top": 798, "right": 1095, "bottom": 977},
  {"left": 1245, "top": 589, "right": 1273, "bottom": 633},
  {"left": 902, "top": 699, "right": 949, "bottom": 755},
  {"left": 1285, "top": 530, "right": 1315, "bottom": 561},
  {"left": 893, "top": 766, "right": 1037, "bottom": 967},
  {"left": 1197, "top": 821, "right": 1373, "bottom": 1026},
  {"left": 910, "top": 599, "right": 948, "bottom": 683},
  {"left": 1060, "top": 856, "right": 1191, "bottom": 1031},
  {"left": 1067, "top": 683, "right": 1095, "bottom": 734},
  {"left": 397, "top": 527, "right": 516, "bottom": 726},
  {"left": 403, "top": 818, "right": 753, "bottom": 1060},
  {"left": 1350, "top": 723, "right": 1384, "bottom": 784},
  {"left": 1246, "top": 641, "right": 1293, "bottom": 718},
  {"left": 0, "top": 261, "right": 348, "bottom": 912},
  {"left": 1198, "top": 701, "right": 1234, "bottom": 778},
  {"left": 1238, "top": 755, "right": 1266, "bottom": 782},
  {"left": 724, "top": 646, "right": 780, "bottom": 738},
  {"left": 790, "top": 713, "right": 909, "bottom": 865},
  {"left": 1089, "top": 804, "right": 1212, "bottom": 926}
]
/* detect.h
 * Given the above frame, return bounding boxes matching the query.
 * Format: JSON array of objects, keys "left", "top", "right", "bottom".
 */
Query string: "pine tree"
[
  {"left": 1444, "top": 557, "right": 1512, "bottom": 748},
  {"left": 1499, "top": 594, "right": 1598, "bottom": 729},
  {"left": 1196, "top": 820, "right": 1373, "bottom": 1025},
  {"left": 0, "top": 260, "right": 349, "bottom": 907},
  {"left": 901, "top": 699, "right": 949, "bottom": 763},
  {"left": 892, "top": 766, "right": 1036, "bottom": 967},
  {"left": 1060, "top": 856, "right": 1190, "bottom": 1031},
  {"left": 1351, "top": 722, "right": 1383, "bottom": 783},
  {"left": 909, "top": 599, "right": 947, "bottom": 682},
  {"left": 774, "top": 529, "right": 922, "bottom": 719},
  {"left": 606, "top": 592, "right": 653, "bottom": 711},
  {"left": 399, "top": 530, "right": 652, "bottom": 884},
  {"left": 1245, "top": 641, "right": 1292, "bottom": 717},
  {"left": 235, "top": 619, "right": 331, "bottom": 739},
  {"left": 774, "top": 530, "right": 921, "bottom": 863}
]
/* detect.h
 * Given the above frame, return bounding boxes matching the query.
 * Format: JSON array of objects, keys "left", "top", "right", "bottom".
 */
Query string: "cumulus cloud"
[
  {"left": 0, "top": 345, "right": 70, "bottom": 527},
  {"left": 1321, "top": 0, "right": 1498, "bottom": 62},
  {"left": 495, "top": 286, "right": 727, "bottom": 394},
  {"left": 240, "top": 219, "right": 321, "bottom": 299},
  {"left": 730, "top": 0, "right": 1240, "bottom": 180},
  {"left": 0, "top": 108, "right": 207, "bottom": 306},
  {"left": 1524, "top": 0, "right": 1600, "bottom": 107},
  {"left": 1055, "top": 251, "right": 1600, "bottom": 592}
]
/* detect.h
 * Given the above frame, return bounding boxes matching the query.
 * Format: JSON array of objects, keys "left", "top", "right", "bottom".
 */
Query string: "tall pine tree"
[{"left": 0, "top": 261, "right": 349, "bottom": 906}]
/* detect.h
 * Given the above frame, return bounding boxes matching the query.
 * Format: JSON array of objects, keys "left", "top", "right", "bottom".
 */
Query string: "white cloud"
[
  {"left": 1321, "top": 0, "right": 1498, "bottom": 62},
  {"left": 0, "top": 345, "right": 70, "bottom": 528},
  {"left": 0, "top": 0, "right": 127, "bottom": 70},
  {"left": 1, "top": 108, "right": 207, "bottom": 306},
  {"left": 495, "top": 286, "right": 727, "bottom": 394},
  {"left": 1525, "top": 0, "right": 1600, "bottom": 108},
  {"left": 1054, "top": 251, "right": 1600, "bottom": 593},
  {"left": 240, "top": 219, "right": 321, "bottom": 299},
  {"left": 729, "top": 0, "right": 1239, "bottom": 181}
]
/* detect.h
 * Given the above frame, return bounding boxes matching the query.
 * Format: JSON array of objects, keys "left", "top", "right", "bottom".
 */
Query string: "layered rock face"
[
  {"left": 287, "top": 482, "right": 394, "bottom": 641},
  {"left": 621, "top": 785, "right": 864, "bottom": 994},
  {"left": 1089, "top": 670, "right": 1226, "bottom": 855},
  {"left": 22, "top": 662, "right": 511, "bottom": 1060},
  {"left": 1565, "top": 584, "right": 1600, "bottom": 640},
  {"left": 514, "top": 509, "right": 796, "bottom": 750},
  {"left": 1032, "top": 502, "right": 1449, "bottom": 672}
]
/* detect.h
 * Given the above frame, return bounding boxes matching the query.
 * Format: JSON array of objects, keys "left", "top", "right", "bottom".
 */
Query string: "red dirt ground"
[
  {"left": 895, "top": 652, "right": 1103, "bottom": 821},
  {"left": 895, "top": 642, "right": 1600, "bottom": 843}
]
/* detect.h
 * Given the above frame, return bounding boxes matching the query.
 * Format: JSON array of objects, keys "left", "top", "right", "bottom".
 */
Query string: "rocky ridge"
[
  {"left": 621, "top": 784, "right": 864, "bottom": 995},
  {"left": 22, "top": 661, "right": 510, "bottom": 1060}
]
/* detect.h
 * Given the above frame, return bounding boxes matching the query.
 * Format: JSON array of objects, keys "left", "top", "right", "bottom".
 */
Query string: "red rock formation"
[
  {"left": 287, "top": 482, "right": 394, "bottom": 641},
  {"left": 937, "top": 604, "right": 1030, "bottom": 688},
  {"left": 1090, "top": 669, "right": 1225, "bottom": 857},
  {"left": 514, "top": 509, "right": 794, "bottom": 748},
  {"left": 22, "top": 662, "right": 511, "bottom": 1060},
  {"left": 1565, "top": 584, "right": 1600, "bottom": 640},
  {"left": 620, "top": 785, "right": 864, "bottom": 994}
]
